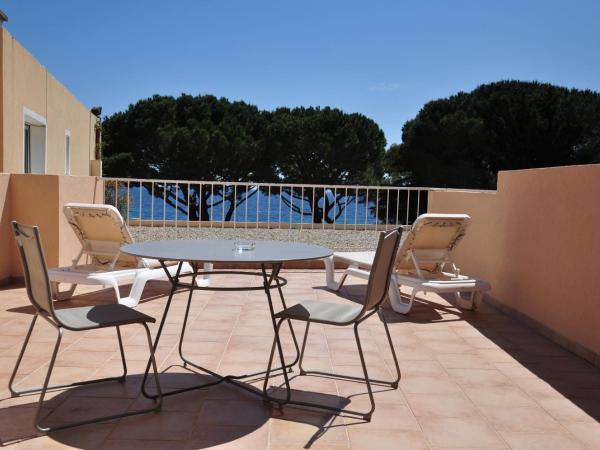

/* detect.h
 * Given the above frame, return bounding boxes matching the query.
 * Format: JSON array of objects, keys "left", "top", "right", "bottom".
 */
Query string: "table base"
[{"left": 140, "top": 262, "right": 300, "bottom": 401}]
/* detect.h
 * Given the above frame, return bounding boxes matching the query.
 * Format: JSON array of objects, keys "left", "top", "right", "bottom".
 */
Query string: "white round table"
[{"left": 121, "top": 239, "right": 332, "bottom": 401}]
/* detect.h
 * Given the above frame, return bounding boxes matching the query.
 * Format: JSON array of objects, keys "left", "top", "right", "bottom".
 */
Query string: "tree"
[
  {"left": 386, "top": 81, "right": 600, "bottom": 189},
  {"left": 267, "top": 107, "right": 386, "bottom": 223},
  {"left": 103, "top": 94, "right": 274, "bottom": 220},
  {"left": 103, "top": 96, "right": 387, "bottom": 223}
]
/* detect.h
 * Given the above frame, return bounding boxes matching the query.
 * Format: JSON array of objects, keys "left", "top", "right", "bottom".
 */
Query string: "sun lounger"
[
  {"left": 324, "top": 213, "right": 490, "bottom": 313},
  {"left": 48, "top": 203, "right": 211, "bottom": 307}
]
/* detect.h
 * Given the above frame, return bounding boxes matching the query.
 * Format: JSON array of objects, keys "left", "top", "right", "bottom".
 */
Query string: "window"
[
  {"left": 65, "top": 130, "right": 71, "bottom": 175},
  {"left": 23, "top": 108, "right": 47, "bottom": 174},
  {"left": 24, "top": 124, "right": 31, "bottom": 173}
]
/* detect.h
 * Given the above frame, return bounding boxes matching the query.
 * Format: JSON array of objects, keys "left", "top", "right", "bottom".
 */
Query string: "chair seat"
[
  {"left": 275, "top": 300, "right": 363, "bottom": 325},
  {"left": 54, "top": 304, "right": 155, "bottom": 330}
]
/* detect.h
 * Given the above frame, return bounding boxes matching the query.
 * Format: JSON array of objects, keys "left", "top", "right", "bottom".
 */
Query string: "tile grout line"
[
  {"left": 440, "top": 329, "right": 517, "bottom": 450},
  {"left": 382, "top": 322, "right": 434, "bottom": 450}
]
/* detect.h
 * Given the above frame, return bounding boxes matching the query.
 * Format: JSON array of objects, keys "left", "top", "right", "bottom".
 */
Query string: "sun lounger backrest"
[
  {"left": 63, "top": 203, "right": 140, "bottom": 268},
  {"left": 395, "top": 213, "right": 470, "bottom": 274}
]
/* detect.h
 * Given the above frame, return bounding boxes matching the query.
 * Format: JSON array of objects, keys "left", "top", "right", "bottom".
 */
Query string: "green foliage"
[
  {"left": 386, "top": 81, "right": 600, "bottom": 189},
  {"left": 102, "top": 94, "right": 386, "bottom": 222},
  {"left": 267, "top": 106, "right": 385, "bottom": 185},
  {"left": 266, "top": 106, "right": 386, "bottom": 222}
]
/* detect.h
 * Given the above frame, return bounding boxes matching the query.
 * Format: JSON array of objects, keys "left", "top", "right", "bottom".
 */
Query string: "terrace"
[
  {"left": 1, "top": 272, "right": 599, "bottom": 449},
  {"left": 0, "top": 163, "right": 599, "bottom": 449}
]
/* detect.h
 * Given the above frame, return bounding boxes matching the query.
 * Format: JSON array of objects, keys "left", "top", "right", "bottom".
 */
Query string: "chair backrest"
[
  {"left": 395, "top": 213, "right": 470, "bottom": 275},
  {"left": 363, "top": 228, "right": 402, "bottom": 312},
  {"left": 63, "top": 203, "right": 140, "bottom": 268},
  {"left": 12, "top": 222, "right": 56, "bottom": 318}
]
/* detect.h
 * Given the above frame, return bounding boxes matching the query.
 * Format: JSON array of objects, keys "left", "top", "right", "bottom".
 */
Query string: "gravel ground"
[{"left": 129, "top": 226, "right": 382, "bottom": 251}]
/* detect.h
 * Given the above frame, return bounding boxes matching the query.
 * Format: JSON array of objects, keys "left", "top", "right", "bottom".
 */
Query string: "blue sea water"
[{"left": 116, "top": 185, "right": 384, "bottom": 225}]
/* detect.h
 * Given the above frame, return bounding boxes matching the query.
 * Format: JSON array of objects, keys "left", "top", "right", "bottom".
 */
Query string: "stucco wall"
[
  {"left": 1, "top": 174, "right": 103, "bottom": 282},
  {"left": 0, "top": 28, "right": 97, "bottom": 176},
  {"left": 429, "top": 164, "right": 600, "bottom": 365},
  {"left": 0, "top": 173, "right": 11, "bottom": 283},
  {"left": 8, "top": 174, "right": 60, "bottom": 276}
]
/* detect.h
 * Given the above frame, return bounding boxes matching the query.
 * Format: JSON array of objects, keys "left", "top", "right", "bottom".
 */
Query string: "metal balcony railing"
[{"left": 100, "top": 177, "right": 433, "bottom": 231}]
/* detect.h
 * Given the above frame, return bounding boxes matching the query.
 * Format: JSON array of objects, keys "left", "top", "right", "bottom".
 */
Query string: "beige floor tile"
[
  {"left": 537, "top": 396, "right": 599, "bottom": 423},
  {"left": 44, "top": 396, "right": 134, "bottom": 425},
  {"left": 400, "top": 376, "right": 463, "bottom": 396},
  {"left": 437, "top": 353, "right": 493, "bottom": 369},
  {"left": 462, "top": 385, "right": 537, "bottom": 407},
  {"left": 563, "top": 421, "right": 600, "bottom": 448},
  {"left": 398, "top": 360, "right": 448, "bottom": 377},
  {"left": 406, "top": 393, "right": 479, "bottom": 418},
  {"left": 347, "top": 428, "right": 429, "bottom": 450},
  {"left": 269, "top": 444, "right": 349, "bottom": 450},
  {"left": 14, "top": 423, "right": 115, "bottom": 449},
  {"left": 480, "top": 405, "right": 563, "bottom": 432},
  {"left": 418, "top": 416, "right": 507, "bottom": 448},
  {"left": 493, "top": 361, "right": 538, "bottom": 379},
  {"left": 270, "top": 409, "right": 348, "bottom": 445},
  {"left": 186, "top": 424, "right": 269, "bottom": 450},
  {"left": 109, "top": 410, "right": 196, "bottom": 441},
  {"left": 102, "top": 440, "right": 185, "bottom": 450},
  {"left": 513, "top": 377, "right": 565, "bottom": 399},
  {"left": 195, "top": 398, "right": 271, "bottom": 427},
  {"left": 2, "top": 272, "right": 600, "bottom": 449},
  {"left": 346, "top": 403, "right": 420, "bottom": 431},
  {"left": 499, "top": 430, "right": 586, "bottom": 449},
  {"left": 446, "top": 368, "right": 512, "bottom": 386}
]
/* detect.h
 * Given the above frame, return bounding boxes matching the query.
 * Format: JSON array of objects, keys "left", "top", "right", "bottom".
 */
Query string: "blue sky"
[{"left": 3, "top": 0, "right": 599, "bottom": 145}]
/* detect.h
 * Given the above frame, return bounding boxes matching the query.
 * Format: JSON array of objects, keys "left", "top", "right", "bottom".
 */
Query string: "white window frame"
[
  {"left": 65, "top": 129, "right": 71, "bottom": 175},
  {"left": 22, "top": 107, "right": 47, "bottom": 174}
]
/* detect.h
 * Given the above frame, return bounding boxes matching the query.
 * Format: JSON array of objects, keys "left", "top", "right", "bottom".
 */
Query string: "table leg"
[
  {"left": 141, "top": 261, "right": 181, "bottom": 398},
  {"left": 141, "top": 261, "right": 224, "bottom": 399},
  {"left": 261, "top": 263, "right": 291, "bottom": 404},
  {"left": 142, "top": 260, "right": 300, "bottom": 401}
]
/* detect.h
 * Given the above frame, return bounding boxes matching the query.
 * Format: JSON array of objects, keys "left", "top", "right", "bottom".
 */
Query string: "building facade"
[{"left": 0, "top": 24, "right": 101, "bottom": 176}]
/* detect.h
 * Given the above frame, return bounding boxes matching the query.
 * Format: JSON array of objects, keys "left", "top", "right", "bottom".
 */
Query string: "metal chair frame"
[
  {"left": 262, "top": 228, "right": 403, "bottom": 421},
  {"left": 9, "top": 221, "right": 163, "bottom": 433}
]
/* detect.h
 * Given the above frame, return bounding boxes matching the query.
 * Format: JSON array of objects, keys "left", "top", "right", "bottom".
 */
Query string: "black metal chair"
[
  {"left": 9, "top": 221, "right": 163, "bottom": 433},
  {"left": 263, "top": 228, "right": 402, "bottom": 421}
]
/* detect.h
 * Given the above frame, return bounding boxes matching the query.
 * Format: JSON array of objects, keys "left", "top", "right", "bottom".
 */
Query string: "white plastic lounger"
[
  {"left": 48, "top": 203, "right": 212, "bottom": 307},
  {"left": 324, "top": 213, "right": 490, "bottom": 314}
]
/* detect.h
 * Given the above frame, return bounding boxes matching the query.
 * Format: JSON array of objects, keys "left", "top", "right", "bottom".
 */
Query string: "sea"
[{"left": 119, "top": 185, "right": 382, "bottom": 225}]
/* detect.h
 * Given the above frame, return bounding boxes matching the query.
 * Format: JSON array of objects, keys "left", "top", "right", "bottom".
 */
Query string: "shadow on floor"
[
  {"left": 392, "top": 291, "right": 600, "bottom": 422},
  {"left": 1, "top": 370, "right": 347, "bottom": 449},
  {"left": 316, "top": 279, "right": 600, "bottom": 422}
]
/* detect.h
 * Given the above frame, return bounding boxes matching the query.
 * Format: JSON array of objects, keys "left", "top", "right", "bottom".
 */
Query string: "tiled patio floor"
[{"left": 0, "top": 270, "right": 599, "bottom": 449}]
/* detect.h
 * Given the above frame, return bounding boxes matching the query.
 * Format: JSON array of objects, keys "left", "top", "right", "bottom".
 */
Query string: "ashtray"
[{"left": 233, "top": 241, "right": 256, "bottom": 252}]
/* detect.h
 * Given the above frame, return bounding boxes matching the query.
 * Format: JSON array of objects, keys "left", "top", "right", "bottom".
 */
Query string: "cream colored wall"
[
  {"left": 1, "top": 28, "right": 46, "bottom": 174},
  {"left": 46, "top": 73, "right": 97, "bottom": 175},
  {"left": 0, "top": 173, "right": 11, "bottom": 283},
  {"left": 429, "top": 164, "right": 600, "bottom": 365},
  {"left": 1, "top": 28, "right": 98, "bottom": 176},
  {"left": 8, "top": 174, "right": 60, "bottom": 276},
  {"left": 1, "top": 174, "right": 103, "bottom": 281}
]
